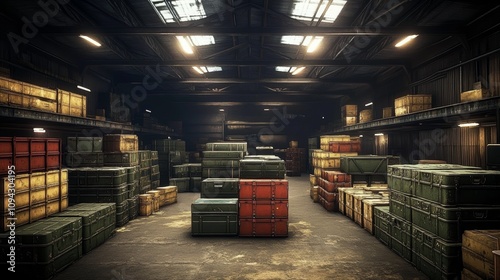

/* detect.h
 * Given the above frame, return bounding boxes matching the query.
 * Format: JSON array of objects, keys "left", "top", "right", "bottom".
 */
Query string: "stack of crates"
[
  {"left": 309, "top": 135, "right": 359, "bottom": 212},
  {"left": 317, "top": 170, "right": 352, "bottom": 212},
  {"left": 191, "top": 142, "right": 246, "bottom": 236},
  {"left": 239, "top": 155, "right": 288, "bottom": 237},
  {"left": 170, "top": 163, "right": 202, "bottom": 193},
  {"left": 0, "top": 137, "right": 67, "bottom": 231},
  {"left": 374, "top": 163, "right": 500, "bottom": 279},
  {"left": 153, "top": 139, "right": 186, "bottom": 186},
  {"left": 150, "top": 151, "right": 160, "bottom": 189},
  {"left": 285, "top": 141, "right": 306, "bottom": 177},
  {"left": 66, "top": 167, "right": 130, "bottom": 227},
  {"left": 65, "top": 137, "right": 103, "bottom": 167},
  {"left": 138, "top": 150, "right": 152, "bottom": 193}
]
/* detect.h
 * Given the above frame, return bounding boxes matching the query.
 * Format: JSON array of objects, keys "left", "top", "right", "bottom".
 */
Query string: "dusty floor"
[{"left": 50, "top": 175, "right": 429, "bottom": 280}]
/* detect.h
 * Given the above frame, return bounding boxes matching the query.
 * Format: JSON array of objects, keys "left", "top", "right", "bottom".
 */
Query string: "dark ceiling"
[{"left": 1, "top": 0, "right": 499, "bottom": 121}]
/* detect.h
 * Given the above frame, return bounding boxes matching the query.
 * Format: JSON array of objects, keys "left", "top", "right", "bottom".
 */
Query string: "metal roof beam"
[{"left": 41, "top": 26, "right": 461, "bottom": 36}]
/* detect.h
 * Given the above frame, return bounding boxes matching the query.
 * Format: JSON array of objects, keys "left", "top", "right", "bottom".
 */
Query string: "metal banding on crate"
[{"left": 191, "top": 198, "right": 239, "bottom": 236}]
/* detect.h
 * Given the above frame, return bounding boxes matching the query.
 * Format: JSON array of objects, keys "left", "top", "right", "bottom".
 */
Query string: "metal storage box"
[
  {"left": 202, "top": 151, "right": 245, "bottom": 159},
  {"left": 65, "top": 152, "right": 104, "bottom": 167},
  {"left": 169, "top": 177, "right": 190, "bottom": 193},
  {"left": 52, "top": 203, "right": 116, "bottom": 254},
  {"left": 191, "top": 198, "right": 238, "bottom": 236},
  {"left": 239, "top": 200, "right": 288, "bottom": 219},
  {"left": 239, "top": 158, "right": 286, "bottom": 179},
  {"left": 103, "top": 151, "right": 139, "bottom": 167},
  {"left": 389, "top": 212, "right": 412, "bottom": 263},
  {"left": 411, "top": 225, "right": 462, "bottom": 277},
  {"left": 239, "top": 179, "right": 288, "bottom": 200},
  {"left": 201, "top": 159, "right": 240, "bottom": 168},
  {"left": 340, "top": 155, "right": 400, "bottom": 175},
  {"left": 0, "top": 216, "right": 82, "bottom": 279},
  {"left": 67, "top": 137, "right": 102, "bottom": 153},
  {"left": 201, "top": 178, "right": 239, "bottom": 198},
  {"left": 411, "top": 197, "right": 500, "bottom": 242},
  {"left": 363, "top": 199, "right": 390, "bottom": 235},
  {"left": 206, "top": 142, "right": 247, "bottom": 152},
  {"left": 373, "top": 206, "right": 392, "bottom": 248},
  {"left": 238, "top": 218, "right": 288, "bottom": 237}
]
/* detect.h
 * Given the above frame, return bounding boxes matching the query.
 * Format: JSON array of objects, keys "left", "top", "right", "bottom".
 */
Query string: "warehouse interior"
[{"left": 1, "top": 0, "right": 500, "bottom": 279}]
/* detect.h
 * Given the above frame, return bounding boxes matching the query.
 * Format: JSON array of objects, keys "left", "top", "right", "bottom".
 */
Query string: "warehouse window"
[{"left": 291, "top": 0, "right": 347, "bottom": 23}]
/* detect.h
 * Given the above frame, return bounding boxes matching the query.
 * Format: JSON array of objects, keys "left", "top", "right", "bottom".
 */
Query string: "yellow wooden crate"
[
  {"left": 341, "top": 104, "right": 358, "bottom": 117},
  {"left": 57, "top": 89, "right": 87, "bottom": 117},
  {"left": 320, "top": 135, "right": 351, "bottom": 145},
  {"left": 22, "top": 83, "right": 57, "bottom": 101},
  {"left": 2, "top": 203, "right": 46, "bottom": 231},
  {"left": 0, "top": 76, "right": 23, "bottom": 92},
  {"left": 383, "top": 107, "right": 393, "bottom": 118},
  {"left": 359, "top": 109, "right": 373, "bottom": 123},
  {"left": 460, "top": 89, "right": 491, "bottom": 102}
]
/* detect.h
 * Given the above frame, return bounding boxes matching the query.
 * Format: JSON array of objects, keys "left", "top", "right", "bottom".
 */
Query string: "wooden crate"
[
  {"left": 0, "top": 90, "right": 57, "bottom": 113},
  {"left": 341, "top": 104, "right": 358, "bottom": 117},
  {"left": 57, "top": 89, "right": 87, "bottom": 117},
  {"left": 103, "top": 134, "right": 139, "bottom": 152},
  {"left": 460, "top": 89, "right": 491, "bottom": 102},
  {"left": 359, "top": 109, "right": 373, "bottom": 123},
  {"left": 394, "top": 94, "right": 432, "bottom": 116},
  {"left": 382, "top": 107, "right": 393, "bottom": 118}
]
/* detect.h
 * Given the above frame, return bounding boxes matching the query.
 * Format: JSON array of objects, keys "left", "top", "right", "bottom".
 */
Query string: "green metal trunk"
[
  {"left": 411, "top": 197, "right": 500, "bottom": 242},
  {"left": 201, "top": 178, "right": 239, "bottom": 198},
  {"left": 239, "top": 159, "right": 286, "bottom": 179},
  {"left": 52, "top": 202, "right": 116, "bottom": 254},
  {"left": 103, "top": 152, "right": 139, "bottom": 167},
  {"left": 169, "top": 177, "right": 190, "bottom": 193},
  {"left": 191, "top": 198, "right": 238, "bottom": 236},
  {"left": 340, "top": 155, "right": 400, "bottom": 175},
  {"left": 65, "top": 152, "right": 104, "bottom": 167},
  {"left": 205, "top": 142, "right": 247, "bottom": 152},
  {"left": 389, "top": 212, "right": 412, "bottom": 263},
  {"left": 389, "top": 190, "right": 412, "bottom": 222},
  {"left": 0, "top": 216, "right": 83, "bottom": 279},
  {"left": 374, "top": 205, "right": 392, "bottom": 248},
  {"left": 67, "top": 137, "right": 103, "bottom": 153},
  {"left": 202, "top": 159, "right": 240, "bottom": 168},
  {"left": 190, "top": 177, "right": 202, "bottom": 192},
  {"left": 68, "top": 183, "right": 129, "bottom": 204},
  {"left": 202, "top": 167, "right": 240, "bottom": 178},
  {"left": 411, "top": 224, "right": 462, "bottom": 275},
  {"left": 202, "top": 151, "right": 245, "bottom": 159}
]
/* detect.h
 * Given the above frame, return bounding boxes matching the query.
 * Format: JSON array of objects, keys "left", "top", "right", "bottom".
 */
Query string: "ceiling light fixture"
[
  {"left": 291, "top": 67, "right": 306, "bottom": 75},
  {"left": 177, "top": 36, "right": 194, "bottom": 54},
  {"left": 145, "top": 109, "right": 151, "bottom": 113},
  {"left": 374, "top": 133, "right": 384, "bottom": 136},
  {"left": 192, "top": 66, "right": 204, "bottom": 74},
  {"left": 395, "top": 34, "right": 418, "bottom": 48},
  {"left": 306, "top": 36, "right": 324, "bottom": 53},
  {"left": 264, "top": 108, "right": 270, "bottom": 111},
  {"left": 219, "top": 108, "right": 225, "bottom": 112},
  {"left": 79, "top": 35, "right": 101, "bottom": 47},
  {"left": 77, "top": 85, "right": 91, "bottom": 92},
  {"left": 359, "top": 135, "right": 363, "bottom": 138},
  {"left": 458, "top": 122, "right": 479, "bottom": 128},
  {"left": 365, "top": 102, "right": 373, "bottom": 107},
  {"left": 33, "top": 127, "right": 46, "bottom": 133}
]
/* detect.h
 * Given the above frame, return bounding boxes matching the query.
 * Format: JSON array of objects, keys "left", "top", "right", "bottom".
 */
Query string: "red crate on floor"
[
  {"left": 318, "top": 187, "right": 339, "bottom": 203},
  {"left": 239, "top": 200, "right": 288, "bottom": 219},
  {"left": 239, "top": 179, "right": 288, "bottom": 200},
  {"left": 319, "top": 196, "right": 339, "bottom": 212},
  {"left": 239, "top": 218, "right": 288, "bottom": 237},
  {"left": 0, "top": 137, "right": 61, "bottom": 175}
]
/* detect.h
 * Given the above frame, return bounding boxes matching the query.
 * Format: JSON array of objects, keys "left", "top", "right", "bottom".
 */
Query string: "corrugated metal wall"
[{"left": 388, "top": 127, "right": 497, "bottom": 167}]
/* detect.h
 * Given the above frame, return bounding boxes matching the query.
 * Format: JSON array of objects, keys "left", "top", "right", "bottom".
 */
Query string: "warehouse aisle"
[{"left": 51, "top": 175, "right": 429, "bottom": 280}]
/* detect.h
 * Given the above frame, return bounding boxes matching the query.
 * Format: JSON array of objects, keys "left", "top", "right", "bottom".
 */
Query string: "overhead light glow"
[
  {"left": 77, "top": 85, "right": 91, "bottom": 92},
  {"left": 374, "top": 133, "right": 384, "bottom": 136},
  {"left": 395, "top": 35, "right": 419, "bottom": 48},
  {"left": 149, "top": 0, "right": 207, "bottom": 23},
  {"left": 291, "top": 67, "right": 306, "bottom": 75},
  {"left": 177, "top": 36, "right": 194, "bottom": 54},
  {"left": 145, "top": 109, "right": 152, "bottom": 113},
  {"left": 306, "top": 36, "right": 323, "bottom": 53},
  {"left": 365, "top": 102, "right": 373, "bottom": 107},
  {"left": 219, "top": 108, "right": 225, "bottom": 112},
  {"left": 359, "top": 135, "right": 363, "bottom": 138},
  {"left": 193, "top": 66, "right": 222, "bottom": 74},
  {"left": 264, "top": 108, "right": 270, "bottom": 111},
  {"left": 79, "top": 35, "right": 101, "bottom": 47},
  {"left": 458, "top": 122, "right": 479, "bottom": 128},
  {"left": 33, "top": 128, "right": 46, "bottom": 133}
]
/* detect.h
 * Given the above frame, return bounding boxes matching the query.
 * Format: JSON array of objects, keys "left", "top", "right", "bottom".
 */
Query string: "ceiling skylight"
[
  {"left": 275, "top": 66, "right": 306, "bottom": 75},
  {"left": 279, "top": 0, "right": 346, "bottom": 56},
  {"left": 193, "top": 66, "right": 223, "bottom": 74},
  {"left": 149, "top": 0, "right": 216, "bottom": 47},
  {"left": 291, "top": 0, "right": 347, "bottom": 23},
  {"left": 149, "top": 0, "right": 207, "bottom": 23}
]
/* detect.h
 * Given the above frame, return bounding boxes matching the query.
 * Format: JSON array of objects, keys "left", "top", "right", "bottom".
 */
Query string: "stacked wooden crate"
[
  {"left": 310, "top": 135, "right": 359, "bottom": 212},
  {"left": 239, "top": 155, "right": 288, "bottom": 237},
  {"left": 460, "top": 82, "right": 492, "bottom": 102},
  {"left": 0, "top": 76, "right": 87, "bottom": 118},
  {"left": 374, "top": 163, "right": 500, "bottom": 279},
  {"left": 317, "top": 170, "right": 351, "bottom": 212},
  {"left": 285, "top": 143, "right": 306, "bottom": 177},
  {"left": 341, "top": 104, "right": 358, "bottom": 126},
  {"left": 394, "top": 94, "right": 432, "bottom": 116},
  {"left": 461, "top": 230, "right": 500, "bottom": 279},
  {"left": 0, "top": 137, "right": 66, "bottom": 231},
  {"left": 358, "top": 109, "right": 373, "bottom": 123}
]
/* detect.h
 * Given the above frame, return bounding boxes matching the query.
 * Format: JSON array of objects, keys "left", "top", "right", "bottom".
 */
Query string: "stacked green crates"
[
  {"left": 65, "top": 137, "right": 104, "bottom": 167},
  {"left": 153, "top": 139, "right": 187, "bottom": 186},
  {"left": 138, "top": 150, "right": 152, "bottom": 193},
  {"left": 67, "top": 167, "right": 130, "bottom": 227},
  {"left": 380, "top": 163, "right": 500, "bottom": 280}
]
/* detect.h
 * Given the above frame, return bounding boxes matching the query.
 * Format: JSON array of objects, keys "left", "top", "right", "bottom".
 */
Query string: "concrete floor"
[{"left": 51, "top": 175, "right": 429, "bottom": 280}]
